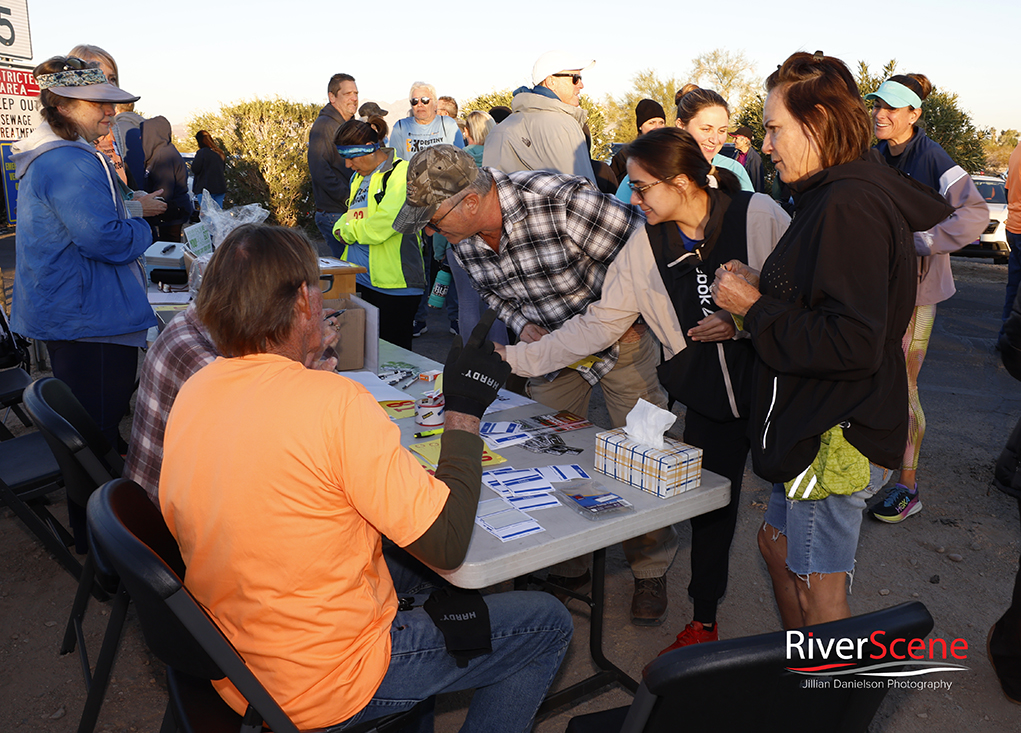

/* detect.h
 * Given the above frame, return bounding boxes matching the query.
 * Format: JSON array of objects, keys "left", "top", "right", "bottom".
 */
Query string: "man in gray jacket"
[
  {"left": 308, "top": 73, "right": 358, "bottom": 256},
  {"left": 483, "top": 51, "right": 595, "bottom": 183}
]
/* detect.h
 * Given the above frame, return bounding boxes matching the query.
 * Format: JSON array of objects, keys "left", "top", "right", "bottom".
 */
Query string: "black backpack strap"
[{"left": 374, "top": 158, "right": 404, "bottom": 205}]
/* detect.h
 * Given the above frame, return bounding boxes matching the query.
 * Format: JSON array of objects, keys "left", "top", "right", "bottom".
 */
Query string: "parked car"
[{"left": 953, "top": 175, "right": 1010, "bottom": 265}]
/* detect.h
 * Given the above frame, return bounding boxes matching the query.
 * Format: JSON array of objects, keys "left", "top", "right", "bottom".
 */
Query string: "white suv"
[{"left": 956, "top": 175, "right": 1010, "bottom": 265}]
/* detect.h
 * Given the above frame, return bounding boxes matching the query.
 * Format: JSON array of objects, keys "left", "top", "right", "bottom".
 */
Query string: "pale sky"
[{"left": 27, "top": 0, "right": 1020, "bottom": 134}]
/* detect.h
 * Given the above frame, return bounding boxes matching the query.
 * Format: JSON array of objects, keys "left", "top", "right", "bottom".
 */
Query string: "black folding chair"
[
  {"left": 565, "top": 601, "right": 935, "bottom": 733},
  {"left": 0, "top": 366, "right": 34, "bottom": 440},
  {"left": 88, "top": 479, "right": 424, "bottom": 733},
  {"left": 23, "top": 377, "right": 125, "bottom": 733},
  {"left": 0, "top": 429, "right": 69, "bottom": 570}
]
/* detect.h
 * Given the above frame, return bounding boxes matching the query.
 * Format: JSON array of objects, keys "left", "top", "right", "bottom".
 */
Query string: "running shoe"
[
  {"left": 659, "top": 620, "right": 719, "bottom": 655},
  {"left": 412, "top": 321, "right": 428, "bottom": 337},
  {"left": 869, "top": 483, "right": 922, "bottom": 523}
]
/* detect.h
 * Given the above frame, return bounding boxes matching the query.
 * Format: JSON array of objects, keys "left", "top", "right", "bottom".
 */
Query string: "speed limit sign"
[{"left": 0, "top": 2, "right": 30, "bottom": 61}]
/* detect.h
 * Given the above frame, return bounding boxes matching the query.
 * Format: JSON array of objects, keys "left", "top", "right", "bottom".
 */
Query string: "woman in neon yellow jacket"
[{"left": 333, "top": 119, "right": 425, "bottom": 348}]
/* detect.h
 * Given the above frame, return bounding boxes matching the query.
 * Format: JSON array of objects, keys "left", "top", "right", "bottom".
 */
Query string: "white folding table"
[{"left": 373, "top": 342, "right": 732, "bottom": 709}]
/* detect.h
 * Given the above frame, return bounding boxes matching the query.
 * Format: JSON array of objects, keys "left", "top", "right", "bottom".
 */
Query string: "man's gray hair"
[
  {"left": 463, "top": 166, "right": 493, "bottom": 199},
  {"left": 409, "top": 81, "right": 437, "bottom": 100}
]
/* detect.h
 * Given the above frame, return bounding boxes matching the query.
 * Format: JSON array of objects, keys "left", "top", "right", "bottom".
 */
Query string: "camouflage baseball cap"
[{"left": 393, "top": 145, "right": 479, "bottom": 233}]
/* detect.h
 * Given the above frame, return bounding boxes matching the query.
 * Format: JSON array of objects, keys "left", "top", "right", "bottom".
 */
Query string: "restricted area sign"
[
  {"left": 0, "top": 2, "right": 32, "bottom": 61},
  {"left": 0, "top": 65, "right": 38, "bottom": 223}
]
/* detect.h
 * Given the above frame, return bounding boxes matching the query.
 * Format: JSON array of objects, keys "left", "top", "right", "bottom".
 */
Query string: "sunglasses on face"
[
  {"left": 410, "top": 97, "right": 432, "bottom": 106},
  {"left": 552, "top": 73, "right": 583, "bottom": 85}
]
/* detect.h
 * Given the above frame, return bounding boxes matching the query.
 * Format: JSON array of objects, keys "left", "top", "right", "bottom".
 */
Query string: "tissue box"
[{"left": 593, "top": 428, "right": 703, "bottom": 498}]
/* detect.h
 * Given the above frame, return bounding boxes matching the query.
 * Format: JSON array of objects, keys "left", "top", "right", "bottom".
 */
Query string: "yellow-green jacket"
[{"left": 333, "top": 149, "right": 425, "bottom": 290}]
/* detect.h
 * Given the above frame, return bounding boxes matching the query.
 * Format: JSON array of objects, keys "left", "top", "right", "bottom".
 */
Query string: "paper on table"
[
  {"left": 508, "top": 494, "right": 561, "bottom": 511},
  {"left": 536, "top": 465, "right": 591, "bottom": 483},
  {"left": 481, "top": 432, "right": 531, "bottom": 450},
  {"left": 147, "top": 291, "right": 190, "bottom": 305},
  {"left": 410, "top": 439, "right": 506, "bottom": 468},
  {"left": 342, "top": 370, "right": 411, "bottom": 403},
  {"left": 380, "top": 400, "right": 416, "bottom": 419},
  {"left": 475, "top": 501, "right": 544, "bottom": 541},
  {"left": 483, "top": 389, "right": 535, "bottom": 415}
]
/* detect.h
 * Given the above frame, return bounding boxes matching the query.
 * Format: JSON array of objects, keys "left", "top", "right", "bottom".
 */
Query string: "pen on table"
[
  {"left": 399, "top": 374, "right": 421, "bottom": 390},
  {"left": 414, "top": 428, "right": 443, "bottom": 439}
]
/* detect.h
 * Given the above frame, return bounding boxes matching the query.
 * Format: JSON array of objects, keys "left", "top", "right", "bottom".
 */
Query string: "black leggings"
[
  {"left": 357, "top": 288, "right": 421, "bottom": 351},
  {"left": 47, "top": 340, "right": 138, "bottom": 448},
  {"left": 683, "top": 409, "right": 750, "bottom": 623},
  {"left": 47, "top": 340, "right": 138, "bottom": 552}
]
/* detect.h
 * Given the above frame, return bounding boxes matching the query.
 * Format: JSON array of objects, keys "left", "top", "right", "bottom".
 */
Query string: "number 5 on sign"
[{"left": 0, "top": 2, "right": 31, "bottom": 59}]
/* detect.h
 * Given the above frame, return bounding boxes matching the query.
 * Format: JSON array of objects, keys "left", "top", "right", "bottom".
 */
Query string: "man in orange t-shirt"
[
  {"left": 1001, "top": 140, "right": 1021, "bottom": 340},
  {"left": 159, "top": 224, "right": 572, "bottom": 732}
]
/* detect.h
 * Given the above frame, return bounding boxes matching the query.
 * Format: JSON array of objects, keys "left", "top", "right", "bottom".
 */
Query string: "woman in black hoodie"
[
  {"left": 714, "top": 52, "right": 953, "bottom": 629},
  {"left": 142, "top": 115, "right": 193, "bottom": 242}
]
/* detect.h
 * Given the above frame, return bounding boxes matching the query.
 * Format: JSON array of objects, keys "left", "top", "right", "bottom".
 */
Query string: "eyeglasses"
[
  {"left": 426, "top": 195, "right": 466, "bottom": 235},
  {"left": 551, "top": 73, "right": 583, "bottom": 85},
  {"left": 628, "top": 175, "right": 676, "bottom": 200},
  {"left": 410, "top": 97, "right": 432, "bottom": 106}
]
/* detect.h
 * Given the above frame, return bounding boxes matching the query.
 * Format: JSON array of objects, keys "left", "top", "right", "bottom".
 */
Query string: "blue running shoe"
[{"left": 869, "top": 483, "right": 922, "bottom": 523}]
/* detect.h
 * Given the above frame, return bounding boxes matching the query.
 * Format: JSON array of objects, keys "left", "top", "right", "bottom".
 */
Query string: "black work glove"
[{"left": 443, "top": 310, "right": 511, "bottom": 418}]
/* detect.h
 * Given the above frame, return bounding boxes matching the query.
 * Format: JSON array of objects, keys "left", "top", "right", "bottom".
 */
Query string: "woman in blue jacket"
[
  {"left": 12, "top": 56, "right": 156, "bottom": 453},
  {"left": 864, "top": 74, "right": 988, "bottom": 523}
]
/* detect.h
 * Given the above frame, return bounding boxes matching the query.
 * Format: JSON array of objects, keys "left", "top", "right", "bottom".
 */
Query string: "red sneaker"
[{"left": 659, "top": 621, "right": 718, "bottom": 656}]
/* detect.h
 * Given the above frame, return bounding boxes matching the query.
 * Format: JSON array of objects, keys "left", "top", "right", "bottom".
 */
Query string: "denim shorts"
[{"left": 763, "top": 463, "right": 888, "bottom": 577}]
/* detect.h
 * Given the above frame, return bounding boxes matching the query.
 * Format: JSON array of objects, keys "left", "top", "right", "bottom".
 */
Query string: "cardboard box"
[
  {"left": 593, "top": 428, "right": 703, "bottom": 498},
  {"left": 324, "top": 296, "right": 379, "bottom": 372},
  {"left": 319, "top": 257, "right": 367, "bottom": 299}
]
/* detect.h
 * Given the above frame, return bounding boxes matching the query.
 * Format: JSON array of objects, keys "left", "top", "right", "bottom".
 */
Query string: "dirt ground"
[{"left": 1, "top": 258, "right": 1019, "bottom": 732}]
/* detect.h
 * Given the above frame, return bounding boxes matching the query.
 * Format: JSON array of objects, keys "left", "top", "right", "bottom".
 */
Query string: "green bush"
[{"left": 188, "top": 98, "right": 320, "bottom": 230}]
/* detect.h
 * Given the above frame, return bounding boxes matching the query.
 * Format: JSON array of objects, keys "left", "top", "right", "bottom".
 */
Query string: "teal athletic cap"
[{"left": 864, "top": 80, "right": 923, "bottom": 110}]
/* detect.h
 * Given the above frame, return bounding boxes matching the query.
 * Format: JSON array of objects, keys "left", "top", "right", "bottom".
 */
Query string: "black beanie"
[{"left": 635, "top": 99, "right": 666, "bottom": 132}]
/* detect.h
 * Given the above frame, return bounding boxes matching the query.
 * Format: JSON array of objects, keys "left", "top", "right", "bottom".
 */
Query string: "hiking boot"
[
  {"left": 544, "top": 570, "right": 591, "bottom": 604},
  {"left": 630, "top": 576, "right": 668, "bottom": 626},
  {"left": 869, "top": 483, "right": 922, "bottom": 523},
  {"left": 659, "top": 620, "right": 719, "bottom": 656}
]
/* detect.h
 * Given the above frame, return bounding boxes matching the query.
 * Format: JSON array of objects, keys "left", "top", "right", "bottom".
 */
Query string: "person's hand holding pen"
[{"left": 314, "top": 309, "right": 344, "bottom": 371}]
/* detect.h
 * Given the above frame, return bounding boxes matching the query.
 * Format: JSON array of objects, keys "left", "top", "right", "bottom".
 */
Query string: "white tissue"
[{"left": 623, "top": 398, "right": 675, "bottom": 451}]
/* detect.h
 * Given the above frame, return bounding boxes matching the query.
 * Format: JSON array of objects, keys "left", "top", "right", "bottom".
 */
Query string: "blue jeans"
[
  {"left": 764, "top": 463, "right": 888, "bottom": 577},
  {"left": 195, "top": 193, "right": 225, "bottom": 210},
  {"left": 332, "top": 547, "right": 573, "bottom": 733},
  {"left": 315, "top": 211, "right": 347, "bottom": 258},
  {"left": 1001, "top": 229, "right": 1021, "bottom": 340},
  {"left": 449, "top": 252, "right": 509, "bottom": 344}
]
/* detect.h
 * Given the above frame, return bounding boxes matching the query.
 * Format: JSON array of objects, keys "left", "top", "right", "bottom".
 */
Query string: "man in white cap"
[{"left": 483, "top": 50, "right": 595, "bottom": 183}]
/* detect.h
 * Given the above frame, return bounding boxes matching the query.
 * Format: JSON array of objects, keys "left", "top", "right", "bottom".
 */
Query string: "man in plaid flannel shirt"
[
  {"left": 395, "top": 145, "right": 676, "bottom": 625},
  {"left": 124, "top": 307, "right": 219, "bottom": 503}
]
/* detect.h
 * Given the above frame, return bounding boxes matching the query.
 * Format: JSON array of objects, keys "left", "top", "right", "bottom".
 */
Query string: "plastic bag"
[
  {"left": 188, "top": 253, "right": 214, "bottom": 301},
  {"left": 198, "top": 188, "right": 270, "bottom": 248}
]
